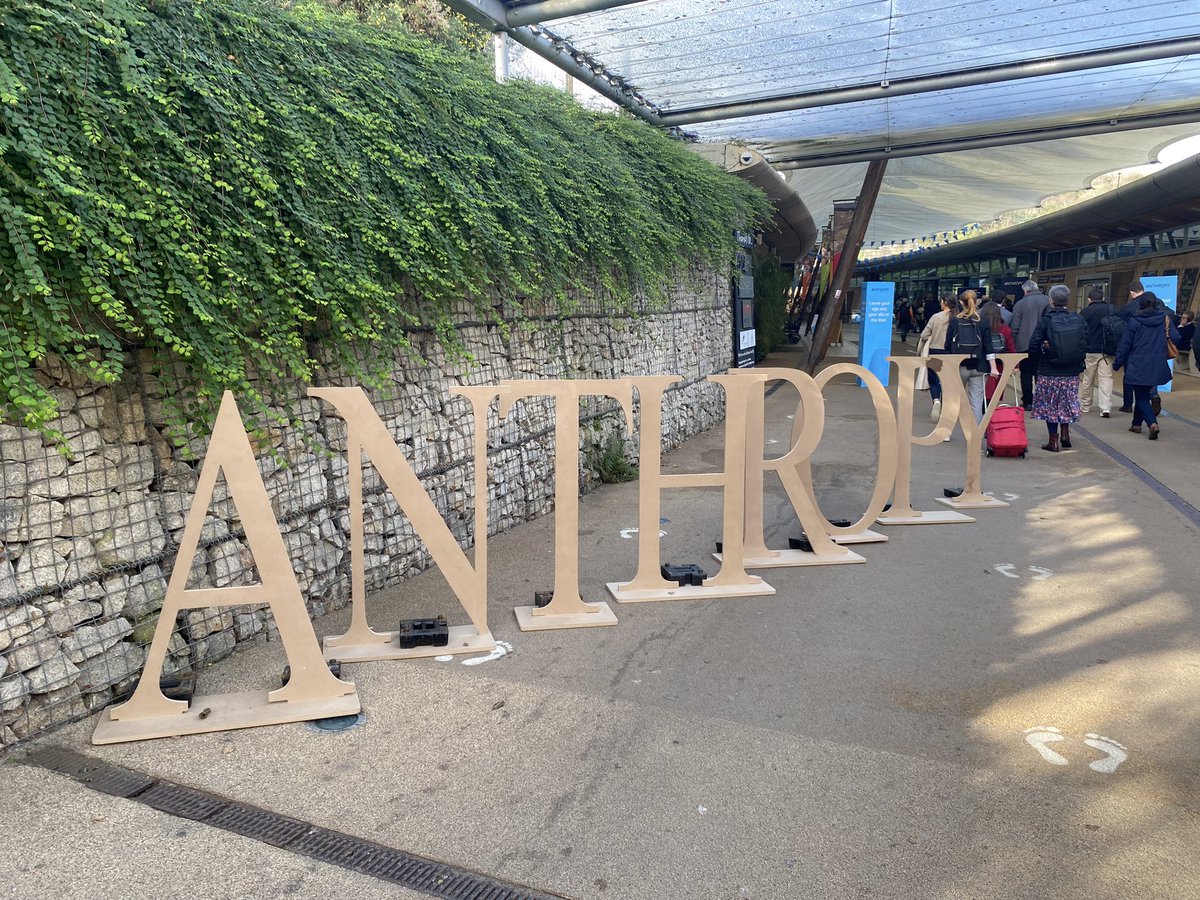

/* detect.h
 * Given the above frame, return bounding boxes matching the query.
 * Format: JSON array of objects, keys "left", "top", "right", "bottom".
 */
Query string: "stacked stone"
[{"left": 0, "top": 277, "right": 732, "bottom": 747}]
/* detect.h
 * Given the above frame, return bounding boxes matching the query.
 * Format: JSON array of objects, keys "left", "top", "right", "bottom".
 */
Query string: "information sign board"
[{"left": 857, "top": 282, "right": 895, "bottom": 386}]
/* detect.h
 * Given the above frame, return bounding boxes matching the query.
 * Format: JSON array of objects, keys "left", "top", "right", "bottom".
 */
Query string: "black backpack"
[
  {"left": 1044, "top": 312, "right": 1087, "bottom": 366},
  {"left": 1101, "top": 312, "right": 1125, "bottom": 356},
  {"left": 952, "top": 319, "right": 981, "bottom": 354}
]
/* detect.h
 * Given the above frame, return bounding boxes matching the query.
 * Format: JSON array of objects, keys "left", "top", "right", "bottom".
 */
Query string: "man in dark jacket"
[
  {"left": 1078, "top": 287, "right": 1115, "bottom": 416},
  {"left": 1114, "top": 294, "right": 1182, "bottom": 440},
  {"left": 1010, "top": 280, "right": 1050, "bottom": 410},
  {"left": 1178, "top": 310, "right": 1196, "bottom": 372},
  {"left": 923, "top": 294, "right": 941, "bottom": 326},
  {"left": 1117, "top": 280, "right": 1161, "bottom": 414}
]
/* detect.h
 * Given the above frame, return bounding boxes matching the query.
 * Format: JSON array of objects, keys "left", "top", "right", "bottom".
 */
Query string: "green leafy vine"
[{"left": 0, "top": 0, "right": 770, "bottom": 435}]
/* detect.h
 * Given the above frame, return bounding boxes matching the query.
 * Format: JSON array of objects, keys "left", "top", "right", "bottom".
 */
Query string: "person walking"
[
  {"left": 919, "top": 295, "right": 954, "bottom": 421},
  {"left": 1078, "top": 287, "right": 1115, "bottom": 417},
  {"left": 1114, "top": 294, "right": 1182, "bottom": 440},
  {"left": 923, "top": 294, "right": 942, "bottom": 328},
  {"left": 980, "top": 300, "right": 1015, "bottom": 404},
  {"left": 897, "top": 301, "right": 914, "bottom": 344},
  {"left": 945, "top": 290, "right": 1000, "bottom": 424},
  {"left": 1117, "top": 280, "right": 1162, "bottom": 414},
  {"left": 1026, "top": 285, "right": 1086, "bottom": 451},
  {"left": 1177, "top": 310, "right": 1195, "bottom": 373},
  {"left": 1010, "top": 279, "right": 1050, "bottom": 411}
]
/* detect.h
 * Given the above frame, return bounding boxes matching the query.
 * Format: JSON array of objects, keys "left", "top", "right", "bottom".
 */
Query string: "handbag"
[{"left": 1166, "top": 317, "right": 1179, "bottom": 359}]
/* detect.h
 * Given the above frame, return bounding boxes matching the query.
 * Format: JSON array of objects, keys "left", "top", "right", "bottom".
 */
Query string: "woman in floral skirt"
[{"left": 1026, "top": 284, "right": 1086, "bottom": 451}]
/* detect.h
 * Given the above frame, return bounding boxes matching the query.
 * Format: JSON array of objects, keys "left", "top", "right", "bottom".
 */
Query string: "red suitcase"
[
  {"left": 986, "top": 405, "right": 1027, "bottom": 458},
  {"left": 985, "top": 372, "right": 1002, "bottom": 402}
]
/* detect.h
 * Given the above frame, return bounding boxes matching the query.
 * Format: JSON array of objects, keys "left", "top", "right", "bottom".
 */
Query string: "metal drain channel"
[{"left": 24, "top": 747, "right": 563, "bottom": 900}]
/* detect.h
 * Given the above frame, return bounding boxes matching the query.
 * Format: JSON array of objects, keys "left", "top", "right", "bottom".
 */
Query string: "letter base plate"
[
  {"left": 322, "top": 626, "right": 494, "bottom": 662},
  {"left": 606, "top": 580, "right": 775, "bottom": 603},
  {"left": 713, "top": 549, "right": 866, "bottom": 568},
  {"left": 876, "top": 510, "right": 976, "bottom": 525},
  {"left": 934, "top": 495, "right": 1011, "bottom": 510},
  {"left": 92, "top": 689, "right": 360, "bottom": 745},
  {"left": 514, "top": 601, "right": 618, "bottom": 631}
]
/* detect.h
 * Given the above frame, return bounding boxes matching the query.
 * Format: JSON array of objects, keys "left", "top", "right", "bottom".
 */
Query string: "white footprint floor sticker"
[
  {"left": 1024, "top": 725, "right": 1069, "bottom": 765},
  {"left": 1022, "top": 726, "right": 1129, "bottom": 773},
  {"left": 1083, "top": 733, "right": 1129, "bottom": 774},
  {"left": 462, "top": 640, "right": 513, "bottom": 666}
]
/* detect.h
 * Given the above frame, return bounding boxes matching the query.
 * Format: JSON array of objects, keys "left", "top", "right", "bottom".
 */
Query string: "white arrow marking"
[
  {"left": 620, "top": 527, "right": 665, "bottom": 539},
  {"left": 994, "top": 563, "right": 1019, "bottom": 578},
  {"left": 1028, "top": 566, "right": 1052, "bottom": 581}
]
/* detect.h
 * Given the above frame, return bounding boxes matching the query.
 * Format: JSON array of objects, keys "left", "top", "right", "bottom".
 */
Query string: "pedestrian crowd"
[{"left": 898, "top": 278, "right": 1190, "bottom": 450}]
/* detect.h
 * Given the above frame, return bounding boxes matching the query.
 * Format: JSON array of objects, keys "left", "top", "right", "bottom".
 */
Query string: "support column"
[{"left": 804, "top": 160, "right": 888, "bottom": 375}]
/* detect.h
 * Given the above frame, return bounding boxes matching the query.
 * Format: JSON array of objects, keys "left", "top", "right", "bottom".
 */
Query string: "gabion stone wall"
[{"left": 0, "top": 277, "right": 733, "bottom": 748}]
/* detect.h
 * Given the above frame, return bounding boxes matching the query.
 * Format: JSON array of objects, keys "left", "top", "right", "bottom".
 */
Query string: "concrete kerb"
[{"left": 7, "top": 339, "right": 1200, "bottom": 900}]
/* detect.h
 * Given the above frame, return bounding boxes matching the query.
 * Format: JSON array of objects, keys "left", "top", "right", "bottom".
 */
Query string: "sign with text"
[
  {"left": 1143, "top": 275, "right": 1178, "bottom": 393},
  {"left": 857, "top": 281, "right": 895, "bottom": 386}
]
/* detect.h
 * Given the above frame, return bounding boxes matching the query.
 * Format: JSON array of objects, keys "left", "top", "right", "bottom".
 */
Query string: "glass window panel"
[
  {"left": 1078, "top": 246, "right": 1098, "bottom": 265},
  {"left": 1117, "top": 239, "right": 1136, "bottom": 258}
]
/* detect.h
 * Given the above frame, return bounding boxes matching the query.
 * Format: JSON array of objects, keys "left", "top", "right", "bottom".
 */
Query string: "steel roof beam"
[
  {"left": 506, "top": 1, "right": 650, "bottom": 28},
  {"left": 659, "top": 36, "right": 1200, "bottom": 127},
  {"left": 440, "top": 0, "right": 661, "bottom": 124},
  {"left": 772, "top": 108, "right": 1200, "bottom": 170}
]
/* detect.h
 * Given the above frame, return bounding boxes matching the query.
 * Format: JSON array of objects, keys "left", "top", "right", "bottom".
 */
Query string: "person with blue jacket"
[
  {"left": 1117, "top": 281, "right": 1162, "bottom": 413},
  {"left": 1114, "top": 295, "right": 1182, "bottom": 440}
]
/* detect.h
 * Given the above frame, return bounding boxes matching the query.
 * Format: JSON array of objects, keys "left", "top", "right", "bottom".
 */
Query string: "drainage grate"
[
  {"left": 25, "top": 747, "right": 155, "bottom": 798},
  {"left": 138, "top": 781, "right": 229, "bottom": 821},
  {"left": 292, "top": 828, "right": 548, "bottom": 899},
  {"left": 79, "top": 765, "right": 156, "bottom": 799},
  {"left": 206, "top": 803, "right": 312, "bottom": 848},
  {"left": 24, "top": 747, "right": 105, "bottom": 779},
  {"left": 24, "top": 746, "right": 565, "bottom": 900}
]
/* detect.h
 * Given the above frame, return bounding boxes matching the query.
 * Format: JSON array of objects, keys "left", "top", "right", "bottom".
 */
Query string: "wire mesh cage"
[{"left": 0, "top": 278, "right": 731, "bottom": 749}]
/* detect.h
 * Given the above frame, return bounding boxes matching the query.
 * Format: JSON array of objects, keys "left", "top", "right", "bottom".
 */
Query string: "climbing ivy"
[
  {"left": 0, "top": 0, "right": 769, "bottom": 434},
  {"left": 752, "top": 249, "right": 790, "bottom": 360}
]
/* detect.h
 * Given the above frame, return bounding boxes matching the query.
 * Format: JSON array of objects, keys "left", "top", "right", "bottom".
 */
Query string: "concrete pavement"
[{"left": 4, "top": 339, "right": 1199, "bottom": 899}]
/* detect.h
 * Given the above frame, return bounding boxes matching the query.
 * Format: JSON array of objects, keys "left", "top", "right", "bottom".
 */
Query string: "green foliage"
[
  {"left": 297, "top": 0, "right": 490, "bottom": 51},
  {"left": 594, "top": 434, "right": 638, "bottom": 484},
  {"left": 0, "top": 0, "right": 770, "bottom": 434},
  {"left": 752, "top": 249, "right": 790, "bottom": 360}
]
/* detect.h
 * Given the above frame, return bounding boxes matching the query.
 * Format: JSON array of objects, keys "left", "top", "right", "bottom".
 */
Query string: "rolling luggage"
[
  {"left": 985, "top": 405, "right": 1027, "bottom": 458},
  {"left": 985, "top": 372, "right": 1002, "bottom": 402}
]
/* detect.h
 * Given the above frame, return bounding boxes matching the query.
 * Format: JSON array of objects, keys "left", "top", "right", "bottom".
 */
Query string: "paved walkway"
[{"left": 4, "top": 339, "right": 1199, "bottom": 900}]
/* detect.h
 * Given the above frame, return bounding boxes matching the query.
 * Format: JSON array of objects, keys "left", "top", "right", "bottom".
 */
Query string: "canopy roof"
[{"left": 446, "top": 0, "right": 1200, "bottom": 244}]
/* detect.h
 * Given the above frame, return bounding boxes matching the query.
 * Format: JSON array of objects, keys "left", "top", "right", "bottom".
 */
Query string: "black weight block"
[
  {"left": 160, "top": 672, "right": 196, "bottom": 705},
  {"left": 281, "top": 659, "right": 342, "bottom": 688},
  {"left": 397, "top": 615, "right": 449, "bottom": 649},
  {"left": 661, "top": 563, "right": 706, "bottom": 587},
  {"left": 788, "top": 534, "right": 813, "bottom": 552}
]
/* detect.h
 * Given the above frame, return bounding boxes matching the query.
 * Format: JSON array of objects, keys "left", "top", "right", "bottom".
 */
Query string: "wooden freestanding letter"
[{"left": 92, "top": 392, "right": 359, "bottom": 744}]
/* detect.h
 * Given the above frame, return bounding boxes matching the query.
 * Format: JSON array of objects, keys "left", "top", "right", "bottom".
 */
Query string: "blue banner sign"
[
  {"left": 858, "top": 282, "right": 895, "bottom": 387},
  {"left": 1142, "top": 276, "right": 1178, "bottom": 392}
]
